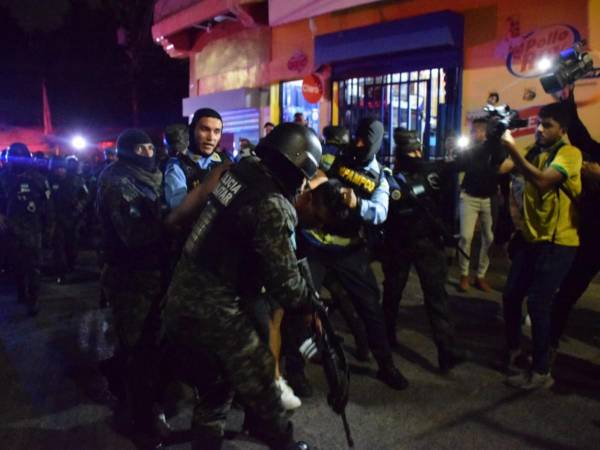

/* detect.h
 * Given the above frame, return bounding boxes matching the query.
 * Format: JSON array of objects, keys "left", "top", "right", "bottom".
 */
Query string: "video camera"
[
  {"left": 540, "top": 41, "right": 598, "bottom": 93},
  {"left": 483, "top": 104, "right": 528, "bottom": 139}
]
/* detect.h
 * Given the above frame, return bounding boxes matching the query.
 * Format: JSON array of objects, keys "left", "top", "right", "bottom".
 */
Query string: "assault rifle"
[{"left": 297, "top": 258, "right": 354, "bottom": 448}]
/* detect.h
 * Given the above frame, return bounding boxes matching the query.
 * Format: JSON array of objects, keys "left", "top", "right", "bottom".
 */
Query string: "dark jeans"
[
  {"left": 550, "top": 234, "right": 600, "bottom": 348},
  {"left": 381, "top": 236, "right": 454, "bottom": 348},
  {"left": 503, "top": 241, "right": 577, "bottom": 374}
]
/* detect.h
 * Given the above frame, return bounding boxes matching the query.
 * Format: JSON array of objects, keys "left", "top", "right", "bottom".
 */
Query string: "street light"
[{"left": 71, "top": 135, "right": 87, "bottom": 151}]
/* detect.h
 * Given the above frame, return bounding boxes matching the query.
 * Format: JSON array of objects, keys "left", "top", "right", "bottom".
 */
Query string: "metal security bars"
[{"left": 337, "top": 68, "right": 460, "bottom": 166}]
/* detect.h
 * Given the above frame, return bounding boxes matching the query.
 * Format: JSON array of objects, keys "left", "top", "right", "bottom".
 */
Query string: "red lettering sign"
[
  {"left": 507, "top": 25, "right": 581, "bottom": 78},
  {"left": 302, "top": 74, "right": 324, "bottom": 103}
]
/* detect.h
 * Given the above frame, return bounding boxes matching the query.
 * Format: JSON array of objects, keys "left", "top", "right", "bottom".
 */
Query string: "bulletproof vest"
[
  {"left": 387, "top": 166, "right": 443, "bottom": 242},
  {"left": 327, "top": 155, "right": 382, "bottom": 200},
  {"left": 184, "top": 157, "right": 290, "bottom": 298},
  {"left": 97, "top": 163, "right": 166, "bottom": 270},
  {"left": 177, "top": 152, "right": 225, "bottom": 191},
  {"left": 0, "top": 169, "right": 48, "bottom": 235},
  {"left": 50, "top": 174, "right": 88, "bottom": 224}
]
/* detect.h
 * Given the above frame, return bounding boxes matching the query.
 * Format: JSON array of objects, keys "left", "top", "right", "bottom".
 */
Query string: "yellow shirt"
[{"left": 522, "top": 141, "right": 582, "bottom": 246}]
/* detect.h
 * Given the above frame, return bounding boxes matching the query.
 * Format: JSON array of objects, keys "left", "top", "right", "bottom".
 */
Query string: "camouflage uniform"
[
  {"left": 49, "top": 172, "right": 89, "bottom": 278},
  {"left": 0, "top": 167, "right": 52, "bottom": 313},
  {"left": 96, "top": 160, "right": 167, "bottom": 352},
  {"left": 163, "top": 156, "right": 311, "bottom": 448}
]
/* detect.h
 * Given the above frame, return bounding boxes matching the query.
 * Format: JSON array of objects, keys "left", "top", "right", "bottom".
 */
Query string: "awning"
[{"left": 315, "top": 11, "right": 464, "bottom": 78}]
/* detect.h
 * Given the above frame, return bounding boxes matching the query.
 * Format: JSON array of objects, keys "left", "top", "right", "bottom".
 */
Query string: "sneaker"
[
  {"left": 458, "top": 275, "right": 470, "bottom": 292},
  {"left": 475, "top": 277, "right": 492, "bottom": 293},
  {"left": 506, "top": 370, "right": 554, "bottom": 390},
  {"left": 276, "top": 378, "right": 301, "bottom": 410}
]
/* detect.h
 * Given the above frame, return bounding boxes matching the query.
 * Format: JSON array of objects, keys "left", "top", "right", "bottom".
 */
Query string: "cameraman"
[
  {"left": 381, "top": 129, "right": 460, "bottom": 373},
  {"left": 549, "top": 86, "right": 600, "bottom": 353},
  {"left": 454, "top": 118, "right": 506, "bottom": 292},
  {"left": 500, "top": 102, "right": 582, "bottom": 390}
]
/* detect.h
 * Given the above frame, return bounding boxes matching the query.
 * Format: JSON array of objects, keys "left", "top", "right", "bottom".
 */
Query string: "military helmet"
[
  {"left": 256, "top": 123, "right": 322, "bottom": 180},
  {"left": 6, "top": 142, "right": 33, "bottom": 170},
  {"left": 323, "top": 125, "right": 350, "bottom": 147}
]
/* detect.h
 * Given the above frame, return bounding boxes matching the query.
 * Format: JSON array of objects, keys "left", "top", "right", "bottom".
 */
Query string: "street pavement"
[{"left": 0, "top": 249, "right": 599, "bottom": 450}]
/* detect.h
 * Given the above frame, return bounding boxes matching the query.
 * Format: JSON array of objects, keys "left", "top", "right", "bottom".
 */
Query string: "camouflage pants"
[
  {"left": 163, "top": 302, "right": 291, "bottom": 446},
  {"left": 101, "top": 266, "right": 163, "bottom": 352}
]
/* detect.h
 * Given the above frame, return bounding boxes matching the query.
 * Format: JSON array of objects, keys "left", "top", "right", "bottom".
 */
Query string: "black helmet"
[
  {"left": 164, "top": 123, "right": 189, "bottom": 154},
  {"left": 66, "top": 154, "right": 79, "bottom": 173},
  {"left": 393, "top": 128, "right": 421, "bottom": 154},
  {"left": 323, "top": 126, "right": 350, "bottom": 147},
  {"left": 104, "top": 147, "right": 116, "bottom": 158},
  {"left": 6, "top": 142, "right": 32, "bottom": 171},
  {"left": 116, "top": 129, "right": 156, "bottom": 172},
  {"left": 49, "top": 155, "right": 67, "bottom": 172},
  {"left": 256, "top": 123, "right": 322, "bottom": 180}
]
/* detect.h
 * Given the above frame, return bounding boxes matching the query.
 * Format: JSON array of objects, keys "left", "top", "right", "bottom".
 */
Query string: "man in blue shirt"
[{"left": 164, "top": 108, "right": 228, "bottom": 210}]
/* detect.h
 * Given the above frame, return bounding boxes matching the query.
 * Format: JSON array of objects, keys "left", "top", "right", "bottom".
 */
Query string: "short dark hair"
[
  {"left": 472, "top": 117, "right": 488, "bottom": 126},
  {"left": 488, "top": 92, "right": 499, "bottom": 101},
  {"left": 311, "top": 179, "right": 351, "bottom": 230},
  {"left": 264, "top": 122, "right": 274, "bottom": 128},
  {"left": 539, "top": 102, "right": 569, "bottom": 129}
]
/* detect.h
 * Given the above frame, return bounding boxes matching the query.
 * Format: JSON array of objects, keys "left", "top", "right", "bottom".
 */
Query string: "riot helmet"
[
  {"left": 49, "top": 155, "right": 68, "bottom": 177},
  {"left": 116, "top": 129, "right": 156, "bottom": 172},
  {"left": 256, "top": 123, "right": 322, "bottom": 178},
  {"left": 346, "top": 118, "right": 383, "bottom": 166},
  {"left": 164, "top": 123, "right": 189, "bottom": 156},
  {"left": 393, "top": 128, "right": 423, "bottom": 173},
  {"left": 104, "top": 147, "right": 117, "bottom": 162},
  {"left": 65, "top": 154, "right": 79, "bottom": 174},
  {"left": 6, "top": 142, "right": 33, "bottom": 172}
]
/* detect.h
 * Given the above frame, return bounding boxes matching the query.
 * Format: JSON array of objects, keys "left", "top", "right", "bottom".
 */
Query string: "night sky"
[{"left": 0, "top": 1, "right": 188, "bottom": 132}]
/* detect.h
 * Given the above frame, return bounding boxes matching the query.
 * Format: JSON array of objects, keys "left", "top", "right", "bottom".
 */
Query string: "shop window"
[
  {"left": 337, "top": 67, "right": 459, "bottom": 166},
  {"left": 280, "top": 80, "right": 320, "bottom": 134}
]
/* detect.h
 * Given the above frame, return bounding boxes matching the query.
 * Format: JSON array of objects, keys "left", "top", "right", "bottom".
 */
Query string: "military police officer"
[
  {"left": 381, "top": 128, "right": 460, "bottom": 373},
  {"left": 0, "top": 143, "right": 52, "bottom": 316},
  {"left": 162, "top": 123, "right": 319, "bottom": 450},
  {"left": 48, "top": 155, "right": 89, "bottom": 283}
]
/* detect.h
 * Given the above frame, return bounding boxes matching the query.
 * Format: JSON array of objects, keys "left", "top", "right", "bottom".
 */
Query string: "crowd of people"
[{"left": 0, "top": 85, "right": 599, "bottom": 449}]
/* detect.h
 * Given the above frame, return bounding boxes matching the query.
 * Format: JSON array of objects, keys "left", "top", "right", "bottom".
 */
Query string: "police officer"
[
  {"left": 381, "top": 129, "right": 459, "bottom": 373},
  {"left": 0, "top": 143, "right": 52, "bottom": 316},
  {"left": 162, "top": 123, "right": 318, "bottom": 450},
  {"left": 292, "top": 118, "right": 409, "bottom": 393},
  {"left": 163, "top": 108, "right": 229, "bottom": 210},
  {"left": 96, "top": 129, "right": 170, "bottom": 434},
  {"left": 48, "top": 155, "right": 89, "bottom": 283}
]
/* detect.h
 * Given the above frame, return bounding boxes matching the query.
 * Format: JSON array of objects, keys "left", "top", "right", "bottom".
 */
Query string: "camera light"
[
  {"left": 457, "top": 135, "right": 470, "bottom": 149},
  {"left": 71, "top": 135, "right": 87, "bottom": 151},
  {"left": 536, "top": 57, "right": 553, "bottom": 73}
]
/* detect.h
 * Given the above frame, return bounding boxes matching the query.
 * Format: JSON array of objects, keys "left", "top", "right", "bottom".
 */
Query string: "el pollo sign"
[{"left": 507, "top": 24, "right": 581, "bottom": 78}]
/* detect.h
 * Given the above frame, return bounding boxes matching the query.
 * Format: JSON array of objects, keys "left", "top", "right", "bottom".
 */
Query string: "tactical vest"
[
  {"left": 1, "top": 169, "right": 48, "bottom": 235},
  {"left": 184, "top": 157, "right": 291, "bottom": 297},
  {"left": 327, "top": 155, "right": 382, "bottom": 200},
  {"left": 177, "top": 152, "right": 225, "bottom": 191}
]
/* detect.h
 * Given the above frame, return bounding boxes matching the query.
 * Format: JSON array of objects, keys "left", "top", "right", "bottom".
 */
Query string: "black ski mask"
[
  {"left": 116, "top": 129, "right": 156, "bottom": 172},
  {"left": 346, "top": 118, "right": 384, "bottom": 166}
]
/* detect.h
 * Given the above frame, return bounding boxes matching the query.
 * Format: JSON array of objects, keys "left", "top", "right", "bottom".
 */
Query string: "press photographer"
[
  {"left": 381, "top": 128, "right": 462, "bottom": 374},
  {"left": 448, "top": 113, "right": 511, "bottom": 293}
]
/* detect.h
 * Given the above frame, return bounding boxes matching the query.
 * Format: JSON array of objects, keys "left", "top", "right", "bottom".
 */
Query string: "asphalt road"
[{"left": 0, "top": 250, "right": 599, "bottom": 450}]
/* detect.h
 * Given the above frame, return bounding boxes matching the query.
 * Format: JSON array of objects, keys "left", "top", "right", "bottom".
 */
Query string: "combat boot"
[{"left": 376, "top": 357, "right": 409, "bottom": 390}]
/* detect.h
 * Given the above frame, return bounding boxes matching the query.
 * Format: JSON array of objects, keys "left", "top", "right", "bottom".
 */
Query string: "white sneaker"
[{"left": 276, "top": 378, "right": 302, "bottom": 410}]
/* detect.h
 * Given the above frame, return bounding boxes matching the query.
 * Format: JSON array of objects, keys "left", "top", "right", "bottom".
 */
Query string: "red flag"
[{"left": 42, "top": 80, "right": 53, "bottom": 135}]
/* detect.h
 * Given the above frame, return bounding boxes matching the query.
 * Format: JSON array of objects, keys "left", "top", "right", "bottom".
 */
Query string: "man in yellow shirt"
[{"left": 500, "top": 102, "right": 582, "bottom": 390}]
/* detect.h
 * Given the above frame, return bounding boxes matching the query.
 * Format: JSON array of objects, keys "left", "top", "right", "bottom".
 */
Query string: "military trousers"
[
  {"left": 381, "top": 236, "right": 454, "bottom": 349},
  {"left": 163, "top": 305, "right": 292, "bottom": 446}
]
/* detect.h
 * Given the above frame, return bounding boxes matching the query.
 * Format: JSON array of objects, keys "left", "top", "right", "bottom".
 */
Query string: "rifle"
[{"left": 297, "top": 258, "right": 354, "bottom": 448}]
